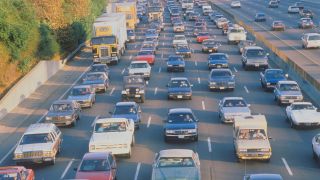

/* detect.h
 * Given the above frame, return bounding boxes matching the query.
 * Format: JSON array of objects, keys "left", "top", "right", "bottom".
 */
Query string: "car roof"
[
  {"left": 174, "top": 35, "right": 186, "bottom": 37},
  {"left": 169, "top": 108, "right": 192, "bottom": 114},
  {"left": 222, "top": 97, "right": 244, "bottom": 101},
  {"left": 245, "top": 46, "right": 264, "bottom": 50},
  {"left": 170, "top": 77, "right": 189, "bottom": 81},
  {"left": 159, "top": 149, "right": 194, "bottom": 158},
  {"left": 116, "top": 101, "right": 136, "bottom": 106},
  {"left": 247, "top": 174, "right": 283, "bottom": 180},
  {"left": 25, "top": 123, "right": 57, "bottom": 135},
  {"left": 209, "top": 53, "right": 226, "bottom": 56},
  {"left": 290, "top": 101, "right": 312, "bottom": 105},
  {"left": 92, "top": 64, "right": 107, "bottom": 67},
  {"left": 95, "top": 118, "right": 129, "bottom": 124},
  {"left": 83, "top": 152, "right": 111, "bottom": 160}
]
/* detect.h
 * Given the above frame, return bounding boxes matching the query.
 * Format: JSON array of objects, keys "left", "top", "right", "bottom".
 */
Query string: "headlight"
[
  {"left": 46, "top": 116, "right": 52, "bottom": 120},
  {"left": 187, "top": 129, "right": 197, "bottom": 133},
  {"left": 121, "top": 90, "right": 127, "bottom": 94},
  {"left": 65, "top": 115, "right": 72, "bottom": 119},
  {"left": 135, "top": 88, "right": 139, "bottom": 92},
  {"left": 260, "top": 148, "right": 270, "bottom": 152},
  {"left": 43, "top": 151, "right": 53, "bottom": 157},
  {"left": 14, "top": 153, "right": 23, "bottom": 159},
  {"left": 166, "top": 130, "right": 175, "bottom": 134},
  {"left": 239, "top": 149, "right": 247, "bottom": 152},
  {"left": 266, "top": 83, "right": 271, "bottom": 85}
]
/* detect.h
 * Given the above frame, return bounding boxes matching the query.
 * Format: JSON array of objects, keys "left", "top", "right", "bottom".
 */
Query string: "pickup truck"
[
  {"left": 260, "top": 69, "right": 288, "bottom": 90},
  {"left": 286, "top": 102, "right": 320, "bottom": 128}
]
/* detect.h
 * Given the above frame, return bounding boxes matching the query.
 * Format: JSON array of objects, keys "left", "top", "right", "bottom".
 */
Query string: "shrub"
[{"left": 37, "top": 24, "right": 60, "bottom": 60}]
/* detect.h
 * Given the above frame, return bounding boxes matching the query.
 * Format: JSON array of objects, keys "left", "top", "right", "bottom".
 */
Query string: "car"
[
  {"left": 202, "top": 5, "right": 213, "bottom": 16},
  {"left": 89, "top": 118, "right": 135, "bottom": 157},
  {"left": 175, "top": 44, "right": 192, "bottom": 58},
  {"left": 300, "top": 9, "right": 313, "bottom": 18},
  {"left": 298, "top": 18, "right": 314, "bottom": 29},
  {"left": 241, "top": 46, "right": 269, "bottom": 70},
  {"left": 173, "top": 35, "right": 188, "bottom": 47},
  {"left": 128, "top": 61, "right": 151, "bottom": 79},
  {"left": 273, "top": 80, "right": 303, "bottom": 105},
  {"left": 227, "top": 25, "right": 247, "bottom": 44},
  {"left": 255, "top": 13, "right": 266, "bottom": 22},
  {"left": 167, "top": 77, "right": 193, "bottom": 100},
  {"left": 238, "top": 40, "right": 256, "bottom": 54},
  {"left": 268, "top": 1, "right": 279, "bottom": 8},
  {"left": 163, "top": 108, "right": 198, "bottom": 141},
  {"left": 188, "top": 12, "right": 200, "bottom": 21},
  {"left": 111, "top": 101, "right": 142, "bottom": 128},
  {"left": 121, "top": 75, "right": 146, "bottom": 103},
  {"left": 173, "top": 22, "right": 185, "bottom": 32},
  {"left": 82, "top": 72, "right": 109, "bottom": 92},
  {"left": 145, "top": 29, "right": 159, "bottom": 39},
  {"left": 302, "top": 33, "right": 320, "bottom": 49},
  {"left": 196, "top": 32, "right": 210, "bottom": 43},
  {"left": 75, "top": 152, "right": 117, "bottom": 180},
  {"left": 208, "top": 69, "right": 235, "bottom": 91},
  {"left": 135, "top": 50, "right": 155, "bottom": 65},
  {"left": 243, "top": 174, "right": 283, "bottom": 180},
  {"left": 140, "top": 42, "right": 156, "bottom": 54},
  {"left": 45, "top": 100, "right": 81, "bottom": 127},
  {"left": 193, "top": 25, "right": 207, "bottom": 36},
  {"left": 216, "top": 17, "right": 229, "bottom": 29},
  {"left": 151, "top": 149, "right": 201, "bottom": 180},
  {"left": 208, "top": 53, "right": 229, "bottom": 70},
  {"left": 13, "top": 123, "right": 62, "bottom": 165},
  {"left": 144, "top": 37, "right": 159, "bottom": 48},
  {"left": 260, "top": 69, "right": 288, "bottom": 90},
  {"left": 67, "top": 85, "right": 96, "bottom": 108},
  {"left": 286, "top": 102, "right": 320, "bottom": 128},
  {"left": 0, "top": 166, "right": 35, "bottom": 180},
  {"left": 312, "top": 133, "right": 320, "bottom": 161},
  {"left": 288, "top": 6, "right": 300, "bottom": 13},
  {"left": 127, "top": 29, "right": 136, "bottom": 42},
  {"left": 212, "top": 14, "right": 224, "bottom": 23},
  {"left": 202, "top": 39, "right": 220, "bottom": 53},
  {"left": 218, "top": 97, "right": 251, "bottom": 123},
  {"left": 231, "top": 1, "right": 241, "bottom": 8},
  {"left": 271, "top": 20, "right": 285, "bottom": 31},
  {"left": 89, "top": 64, "right": 110, "bottom": 78},
  {"left": 294, "top": 1, "right": 304, "bottom": 10},
  {"left": 166, "top": 55, "right": 186, "bottom": 72}
]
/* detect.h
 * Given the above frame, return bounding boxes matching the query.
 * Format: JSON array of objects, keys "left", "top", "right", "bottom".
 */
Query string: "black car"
[{"left": 121, "top": 75, "right": 146, "bottom": 103}]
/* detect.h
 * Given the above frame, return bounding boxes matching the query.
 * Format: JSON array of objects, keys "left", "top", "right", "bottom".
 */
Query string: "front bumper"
[
  {"left": 76, "top": 100, "right": 92, "bottom": 108},
  {"left": 168, "top": 93, "right": 192, "bottom": 100},
  {"left": 208, "top": 64, "right": 228, "bottom": 69},
  {"left": 245, "top": 63, "right": 268, "bottom": 69},
  {"left": 209, "top": 82, "right": 235, "bottom": 90},
  {"left": 279, "top": 97, "right": 303, "bottom": 104},
  {"left": 89, "top": 146, "right": 130, "bottom": 155},
  {"left": 203, "top": 48, "right": 218, "bottom": 53},
  {"left": 45, "top": 119, "right": 74, "bottom": 126},
  {"left": 165, "top": 133, "right": 197, "bottom": 141},
  {"left": 237, "top": 152, "right": 272, "bottom": 160},
  {"left": 93, "top": 56, "right": 118, "bottom": 64},
  {"left": 167, "top": 66, "right": 185, "bottom": 71}
]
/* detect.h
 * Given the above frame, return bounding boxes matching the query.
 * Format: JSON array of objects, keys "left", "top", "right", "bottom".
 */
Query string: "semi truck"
[
  {"left": 106, "top": 2, "right": 138, "bottom": 29},
  {"left": 91, "top": 13, "right": 127, "bottom": 65}
]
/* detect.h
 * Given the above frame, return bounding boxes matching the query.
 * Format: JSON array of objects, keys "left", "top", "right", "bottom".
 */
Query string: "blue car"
[
  {"left": 255, "top": 13, "right": 266, "bottom": 22},
  {"left": 260, "top": 69, "right": 288, "bottom": 90},
  {"left": 167, "top": 55, "right": 186, "bottom": 72},
  {"left": 145, "top": 29, "right": 159, "bottom": 40},
  {"left": 208, "top": 53, "right": 229, "bottom": 70},
  {"left": 111, "top": 102, "right": 142, "bottom": 128},
  {"left": 167, "top": 77, "right": 193, "bottom": 100},
  {"left": 163, "top": 108, "right": 199, "bottom": 142},
  {"left": 208, "top": 69, "right": 235, "bottom": 91}
]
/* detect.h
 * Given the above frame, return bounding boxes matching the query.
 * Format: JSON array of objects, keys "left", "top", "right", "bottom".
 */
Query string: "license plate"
[
  {"left": 178, "top": 135, "right": 185, "bottom": 139},
  {"left": 135, "top": 95, "right": 141, "bottom": 97},
  {"left": 255, "top": 64, "right": 259, "bottom": 67},
  {"left": 220, "top": 87, "right": 225, "bottom": 89},
  {"left": 217, "top": 65, "right": 221, "bottom": 68},
  {"left": 177, "top": 95, "right": 183, "bottom": 98}
]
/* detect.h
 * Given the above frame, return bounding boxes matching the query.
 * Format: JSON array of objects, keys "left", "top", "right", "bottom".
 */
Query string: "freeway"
[
  {"left": 0, "top": 1, "right": 320, "bottom": 180},
  {"left": 213, "top": 0, "right": 320, "bottom": 89}
]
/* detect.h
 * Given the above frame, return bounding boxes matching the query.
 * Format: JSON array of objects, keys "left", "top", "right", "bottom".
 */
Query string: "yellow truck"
[{"left": 107, "top": 2, "right": 138, "bottom": 29}]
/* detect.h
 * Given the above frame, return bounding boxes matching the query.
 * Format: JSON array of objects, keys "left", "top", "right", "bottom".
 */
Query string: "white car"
[
  {"left": 218, "top": 97, "right": 251, "bottom": 123},
  {"left": 288, "top": 6, "right": 299, "bottom": 13},
  {"left": 302, "top": 33, "right": 320, "bottom": 49},
  {"left": 89, "top": 118, "right": 135, "bottom": 157},
  {"left": 128, "top": 61, "right": 151, "bottom": 79},
  {"left": 312, "top": 133, "right": 320, "bottom": 160},
  {"left": 227, "top": 26, "right": 247, "bottom": 44},
  {"left": 202, "top": 5, "right": 213, "bottom": 15},
  {"left": 286, "top": 102, "right": 320, "bottom": 128},
  {"left": 231, "top": 1, "right": 241, "bottom": 8},
  {"left": 216, "top": 17, "right": 229, "bottom": 29},
  {"left": 173, "top": 35, "right": 188, "bottom": 47}
]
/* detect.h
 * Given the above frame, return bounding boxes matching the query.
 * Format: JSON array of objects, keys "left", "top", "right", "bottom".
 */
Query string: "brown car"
[
  {"left": 272, "top": 21, "right": 285, "bottom": 31},
  {"left": 0, "top": 166, "right": 35, "bottom": 180}
]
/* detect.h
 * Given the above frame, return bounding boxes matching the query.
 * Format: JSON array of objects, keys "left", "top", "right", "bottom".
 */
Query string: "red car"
[
  {"left": 75, "top": 152, "right": 117, "bottom": 180},
  {"left": 0, "top": 166, "right": 34, "bottom": 180},
  {"left": 197, "top": 32, "right": 210, "bottom": 43},
  {"left": 135, "top": 50, "right": 155, "bottom": 65}
]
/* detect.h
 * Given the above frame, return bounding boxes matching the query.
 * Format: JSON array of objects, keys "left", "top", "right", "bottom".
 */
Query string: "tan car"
[{"left": 173, "top": 22, "right": 185, "bottom": 33}]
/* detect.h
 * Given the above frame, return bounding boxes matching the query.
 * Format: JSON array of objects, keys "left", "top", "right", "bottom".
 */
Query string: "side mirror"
[{"left": 285, "top": 74, "right": 289, "bottom": 78}]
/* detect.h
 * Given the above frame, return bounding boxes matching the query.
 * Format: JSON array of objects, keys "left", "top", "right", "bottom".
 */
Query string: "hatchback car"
[
  {"left": 145, "top": 29, "right": 159, "bottom": 39},
  {"left": 255, "top": 13, "right": 266, "bottom": 22},
  {"left": 167, "top": 77, "right": 193, "bottom": 100},
  {"left": 111, "top": 102, "right": 142, "bottom": 128},
  {"left": 208, "top": 53, "right": 229, "bottom": 69},
  {"left": 218, "top": 97, "right": 251, "bottom": 123},
  {"left": 208, "top": 69, "right": 235, "bottom": 91},
  {"left": 167, "top": 55, "right": 186, "bottom": 72}
]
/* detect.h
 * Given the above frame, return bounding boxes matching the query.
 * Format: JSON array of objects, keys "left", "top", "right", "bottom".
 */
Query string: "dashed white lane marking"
[
  {"left": 134, "top": 163, "right": 141, "bottom": 180},
  {"left": 282, "top": 157, "right": 293, "bottom": 176},
  {"left": 91, "top": 115, "right": 100, "bottom": 127},
  {"left": 121, "top": 68, "right": 126, "bottom": 75},
  {"left": 147, "top": 116, "right": 152, "bottom": 128},
  {"left": 207, "top": 137, "right": 212, "bottom": 153},
  {"left": 233, "top": 67, "right": 238, "bottom": 73},
  {"left": 198, "top": 77, "right": 201, "bottom": 84},
  {"left": 202, "top": 100, "right": 206, "bottom": 110},
  {"left": 244, "top": 86, "right": 249, "bottom": 94},
  {"left": 158, "top": 67, "right": 162, "bottom": 73},
  {"left": 195, "top": 61, "right": 198, "bottom": 66},
  {"left": 154, "top": 87, "right": 158, "bottom": 95},
  {"left": 109, "top": 87, "right": 115, "bottom": 96},
  {"left": 60, "top": 158, "right": 75, "bottom": 179}
]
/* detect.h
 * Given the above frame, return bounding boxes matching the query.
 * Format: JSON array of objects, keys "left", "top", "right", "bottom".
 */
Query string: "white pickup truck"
[
  {"left": 89, "top": 118, "right": 135, "bottom": 157},
  {"left": 286, "top": 102, "right": 320, "bottom": 128},
  {"left": 128, "top": 61, "right": 152, "bottom": 80}
]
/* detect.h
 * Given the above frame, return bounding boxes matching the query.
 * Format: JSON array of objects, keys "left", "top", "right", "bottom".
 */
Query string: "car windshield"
[
  {"left": 223, "top": 99, "right": 247, "bottom": 107},
  {"left": 79, "top": 159, "right": 110, "bottom": 172},
  {"left": 142, "top": 44, "right": 154, "bottom": 49},
  {"left": 157, "top": 157, "right": 195, "bottom": 168},
  {"left": 177, "top": 46, "right": 189, "bottom": 50},
  {"left": 274, "top": 21, "right": 283, "bottom": 26},
  {"left": 279, "top": 84, "right": 299, "bottom": 91},
  {"left": 169, "top": 56, "right": 183, "bottom": 61},
  {"left": 203, "top": 41, "right": 215, "bottom": 45},
  {"left": 70, "top": 87, "right": 91, "bottom": 96},
  {"left": 265, "top": 70, "right": 284, "bottom": 78},
  {"left": 138, "top": 51, "right": 152, "bottom": 55},
  {"left": 230, "top": 28, "right": 244, "bottom": 33},
  {"left": 292, "top": 104, "right": 315, "bottom": 110},
  {"left": 174, "top": 36, "right": 186, "bottom": 40},
  {"left": 209, "top": 54, "right": 227, "bottom": 60},
  {"left": 20, "top": 133, "right": 52, "bottom": 145},
  {"left": 94, "top": 122, "right": 127, "bottom": 132},
  {"left": 124, "top": 76, "right": 144, "bottom": 85},
  {"left": 238, "top": 129, "right": 267, "bottom": 140},
  {"left": 167, "top": 112, "right": 195, "bottom": 123},
  {"left": 309, "top": 35, "right": 320, "bottom": 40},
  {"left": 90, "top": 65, "right": 107, "bottom": 72},
  {"left": 257, "top": 14, "right": 265, "bottom": 17},
  {"left": 246, "top": 49, "right": 265, "bottom": 57},
  {"left": 302, "top": 19, "right": 312, "bottom": 23},
  {"left": 114, "top": 105, "right": 136, "bottom": 115},
  {"left": 85, "top": 73, "right": 105, "bottom": 81},
  {"left": 50, "top": 103, "right": 72, "bottom": 111},
  {"left": 169, "top": 80, "right": 190, "bottom": 88},
  {"left": 211, "top": 70, "right": 231, "bottom": 77},
  {"left": 131, "top": 63, "right": 148, "bottom": 68},
  {"left": 0, "top": 173, "right": 18, "bottom": 180}
]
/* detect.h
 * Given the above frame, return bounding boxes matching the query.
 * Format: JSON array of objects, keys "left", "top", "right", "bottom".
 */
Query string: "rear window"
[{"left": 308, "top": 35, "right": 320, "bottom": 40}]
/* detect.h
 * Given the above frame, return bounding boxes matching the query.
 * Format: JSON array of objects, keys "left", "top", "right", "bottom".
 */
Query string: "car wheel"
[
  {"left": 274, "top": 95, "right": 277, "bottom": 101},
  {"left": 264, "top": 158, "right": 271, "bottom": 163},
  {"left": 277, "top": 99, "right": 282, "bottom": 106},
  {"left": 189, "top": 96, "right": 192, "bottom": 100},
  {"left": 290, "top": 120, "right": 296, "bottom": 129}
]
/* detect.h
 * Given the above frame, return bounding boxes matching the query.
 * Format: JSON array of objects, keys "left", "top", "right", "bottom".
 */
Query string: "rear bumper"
[
  {"left": 168, "top": 93, "right": 192, "bottom": 99},
  {"left": 14, "top": 157, "right": 55, "bottom": 164}
]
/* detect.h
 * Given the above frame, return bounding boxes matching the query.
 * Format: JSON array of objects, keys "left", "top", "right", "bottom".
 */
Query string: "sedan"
[
  {"left": 151, "top": 149, "right": 201, "bottom": 180},
  {"left": 218, "top": 97, "right": 251, "bottom": 123},
  {"left": 167, "top": 77, "right": 193, "bottom": 100},
  {"left": 231, "top": 1, "right": 241, "bottom": 8},
  {"left": 255, "top": 13, "right": 266, "bottom": 22},
  {"left": 208, "top": 69, "right": 235, "bottom": 91},
  {"left": 82, "top": 72, "right": 109, "bottom": 92},
  {"left": 135, "top": 51, "right": 155, "bottom": 65},
  {"left": 286, "top": 102, "right": 320, "bottom": 128},
  {"left": 75, "top": 152, "right": 117, "bottom": 180},
  {"left": 141, "top": 42, "right": 156, "bottom": 54},
  {"left": 175, "top": 44, "right": 192, "bottom": 58},
  {"left": 272, "top": 21, "right": 285, "bottom": 31},
  {"left": 298, "top": 18, "right": 314, "bottom": 29},
  {"left": 196, "top": 32, "right": 210, "bottom": 43},
  {"left": 128, "top": 61, "right": 151, "bottom": 79},
  {"left": 89, "top": 64, "right": 110, "bottom": 78},
  {"left": 302, "top": 33, "right": 320, "bottom": 49},
  {"left": 202, "top": 39, "right": 220, "bottom": 53},
  {"left": 208, "top": 53, "right": 229, "bottom": 69},
  {"left": 167, "top": 55, "right": 185, "bottom": 72},
  {"left": 67, "top": 85, "right": 96, "bottom": 108}
]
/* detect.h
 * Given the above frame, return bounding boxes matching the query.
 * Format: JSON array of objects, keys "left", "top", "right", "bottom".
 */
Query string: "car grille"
[
  {"left": 129, "top": 87, "right": 138, "bottom": 94},
  {"left": 95, "top": 144, "right": 126, "bottom": 150},
  {"left": 23, "top": 151, "right": 43, "bottom": 158},
  {"left": 216, "top": 82, "right": 228, "bottom": 86},
  {"left": 283, "top": 96, "right": 298, "bottom": 100},
  {"left": 52, "top": 116, "right": 65, "bottom": 121},
  {"left": 133, "top": 73, "right": 144, "bottom": 75}
]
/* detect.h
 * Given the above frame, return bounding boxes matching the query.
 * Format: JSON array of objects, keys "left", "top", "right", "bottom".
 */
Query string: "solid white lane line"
[
  {"left": 91, "top": 115, "right": 100, "bottom": 127},
  {"left": 233, "top": 67, "right": 238, "bottom": 73},
  {"left": 121, "top": 68, "right": 125, "bottom": 75},
  {"left": 109, "top": 87, "right": 115, "bottom": 96},
  {"left": 60, "top": 158, "right": 75, "bottom": 179},
  {"left": 147, "top": 116, "right": 151, "bottom": 128},
  {"left": 154, "top": 87, "right": 158, "bottom": 95},
  {"left": 158, "top": 67, "right": 162, "bottom": 73},
  {"left": 0, "top": 144, "right": 17, "bottom": 165},
  {"left": 207, "top": 137, "right": 212, "bottom": 153},
  {"left": 202, "top": 101, "right": 206, "bottom": 110},
  {"left": 134, "top": 163, "right": 141, "bottom": 180},
  {"left": 282, "top": 157, "right": 293, "bottom": 176},
  {"left": 244, "top": 86, "right": 249, "bottom": 94},
  {"left": 195, "top": 61, "right": 198, "bottom": 66},
  {"left": 198, "top": 77, "right": 201, "bottom": 84}
]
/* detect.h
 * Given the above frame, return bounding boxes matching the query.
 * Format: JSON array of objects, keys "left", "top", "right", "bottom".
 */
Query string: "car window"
[
  {"left": 211, "top": 70, "right": 232, "bottom": 77},
  {"left": 85, "top": 73, "right": 105, "bottom": 81},
  {"left": 94, "top": 122, "right": 127, "bottom": 132},
  {"left": 265, "top": 70, "right": 284, "bottom": 78},
  {"left": 0, "top": 172, "right": 19, "bottom": 180},
  {"left": 79, "top": 159, "right": 111, "bottom": 172},
  {"left": 279, "top": 84, "right": 299, "bottom": 91},
  {"left": 169, "top": 80, "right": 190, "bottom": 88},
  {"left": 20, "top": 133, "right": 52, "bottom": 145},
  {"left": 114, "top": 105, "right": 136, "bottom": 115},
  {"left": 209, "top": 54, "right": 227, "bottom": 60},
  {"left": 238, "top": 129, "right": 267, "bottom": 140},
  {"left": 223, "top": 99, "right": 247, "bottom": 107},
  {"left": 167, "top": 112, "right": 195, "bottom": 123},
  {"left": 131, "top": 63, "right": 148, "bottom": 68},
  {"left": 54, "top": 126, "right": 61, "bottom": 136},
  {"left": 50, "top": 103, "right": 73, "bottom": 111},
  {"left": 71, "top": 87, "right": 91, "bottom": 96},
  {"left": 157, "top": 157, "right": 195, "bottom": 167},
  {"left": 309, "top": 35, "right": 320, "bottom": 41},
  {"left": 291, "top": 104, "right": 314, "bottom": 110},
  {"left": 245, "top": 49, "right": 265, "bottom": 57}
]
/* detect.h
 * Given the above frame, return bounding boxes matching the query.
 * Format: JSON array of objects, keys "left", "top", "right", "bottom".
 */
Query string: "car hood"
[
  {"left": 222, "top": 107, "right": 251, "bottom": 115},
  {"left": 165, "top": 123, "right": 197, "bottom": 130},
  {"left": 112, "top": 114, "right": 138, "bottom": 122},
  {"left": 83, "top": 79, "right": 105, "bottom": 85},
  {"left": 210, "top": 76, "right": 233, "bottom": 81},
  {"left": 246, "top": 56, "right": 267, "bottom": 61},
  {"left": 76, "top": 171, "right": 112, "bottom": 180},
  {"left": 67, "top": 94, "right": 91, "bottom": 101},
  {"left": 168, "top": 87, "right": 191, "bottom": 93},
  {"left": 292, "top": 110, "right": 320, "bottom": 123},
  {"left": 167, "top": 61, "right": 185, "bottom": 65},
  {"left": 237, "top": 140, "right": 270, "bottom": 149},
  {"left": 152, "top": 167, "right": 200, "bottom": 180},
  {"left": 177, "top": 49, "right": 190, "bottom": 53},
  {"left": 15, "top": 143, "right": 53, "bottom": 153},
  {"left": 91, "top": 132, "right": 131, "bottom": 144},
  {"left": 209, "top": 60, "right": 228, "bottom": 64},
  {"left": 46, "top": 111, "right": 73, "bottom": 117}
]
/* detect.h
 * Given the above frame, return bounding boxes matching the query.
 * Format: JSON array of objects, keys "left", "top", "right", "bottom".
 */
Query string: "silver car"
[
  {"left": 67, "top": 85, "right": 96, "bottom": 108},
  {"left": 151, "top": 149, "right": 201, "bottom": 180},
  {"left": 218, "top": 97, "right": 251, "bottom": 123}
]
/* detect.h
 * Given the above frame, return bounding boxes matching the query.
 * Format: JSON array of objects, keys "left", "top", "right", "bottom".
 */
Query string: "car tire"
[
  {"left": 290, "top": 120, "right": 296, "bottom": 129},
  {"left": 189, "top": 96, "right": 192, "bottom": 100},
  {"left": 264, "top": 158, "right": 271, "bottom": 163}
]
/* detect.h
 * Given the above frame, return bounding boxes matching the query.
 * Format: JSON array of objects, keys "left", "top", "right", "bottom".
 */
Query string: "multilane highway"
[{"left": 0, "top": 1, "right": 320, "bottom": 180}]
